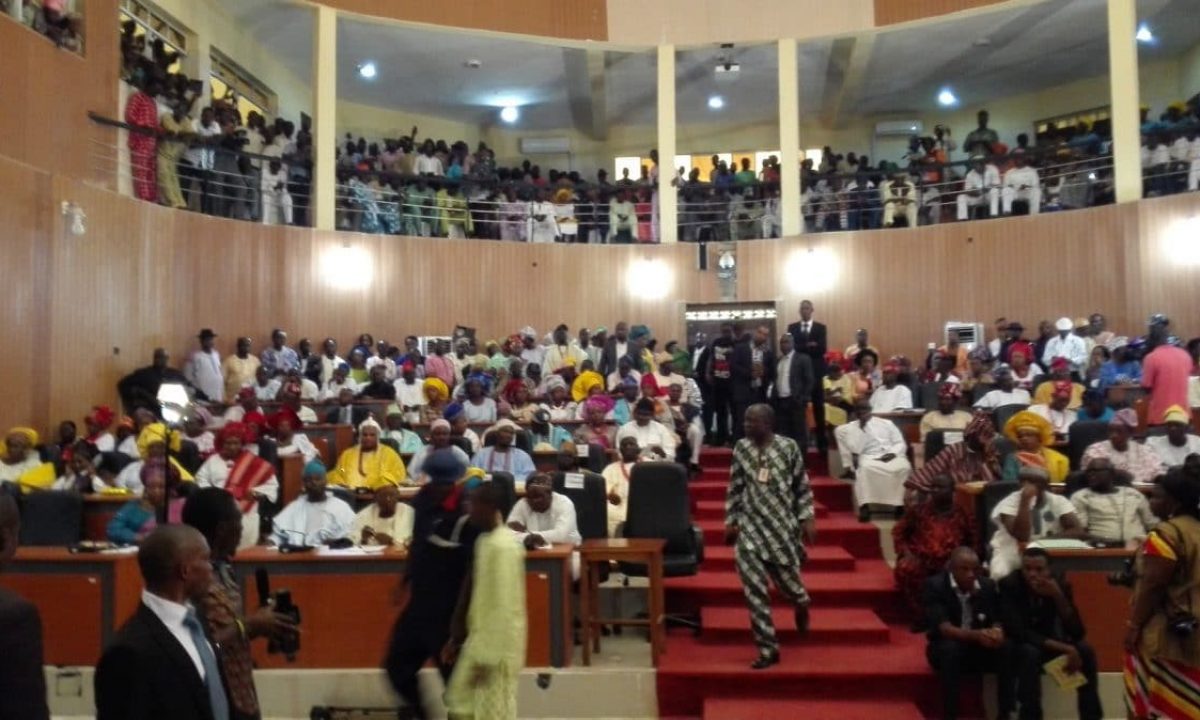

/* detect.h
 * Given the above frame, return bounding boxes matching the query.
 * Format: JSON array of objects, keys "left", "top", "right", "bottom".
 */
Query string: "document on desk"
[
  {"left": 100, "top": 546, "right": 139, "bottom": 555},
  {"left": 1028, "top": 539, "right": 1093, "bottom": 550},
  {"left": 1044, "top": 654, "right": 1088, "bottom": 690},
  {"left": 316, "top": 546, "right": 370, "bottom": 557}
]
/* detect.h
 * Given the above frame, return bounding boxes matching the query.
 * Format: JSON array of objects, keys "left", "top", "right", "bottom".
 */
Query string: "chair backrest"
[
  {"left": 978, "top": 481, "right": 1019, "bottom": 557},
  {"left": 380, "top": 437, "right": 401, "bottom": 455},
  {"left": 924, "top": 429, "right": 954, "bottom": 464},
  {"left": 448, "top": 435, "right": 474, "bottom": 456},
  {"left": 917, "top": 383, "right": 942, "bottom": 410},
  {"left": 488, "top": 471, "right": 517, "bottom": 518},
  {"left": 625, "top": 462, "right": 693, "bottom": 553},
  {"left": 970, "top": 383, "right": 992, "bottom": 404},
  {"left": 177, "top": 439, "right": 203, "bottom": 475},
  {"left": 586, "top": 443, "right": 609, "bottom": 474},
  {"left": 992, "top": 403, "right": 1031, "bottom": 436},
  {"left": 18, "top": 491, "right": 83, "bottom": 546},
  {"left": 551, "top": 470, "right": 608, "bottom": 540},
  {"left": 1067, "top": 421, "right": 1110, "bottom": 470}
]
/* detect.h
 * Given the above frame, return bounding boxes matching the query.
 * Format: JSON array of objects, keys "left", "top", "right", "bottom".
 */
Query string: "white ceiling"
[{"left": 211, "top": 0, "right": 1199, "bottom": 133}]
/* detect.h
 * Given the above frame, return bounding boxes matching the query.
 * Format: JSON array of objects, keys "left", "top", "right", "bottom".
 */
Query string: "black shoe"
[
  {"left": 794, "top": 604, "right": 810, "bottom": 635},
  {"left": 858, "top": 505, "right": 871, "bottom": 523},
  {"left": 750, "top": 651, "right": 780, "bottom": 669}
]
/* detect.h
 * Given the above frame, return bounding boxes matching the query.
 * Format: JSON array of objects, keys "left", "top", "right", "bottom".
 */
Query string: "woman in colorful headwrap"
[
  {"left": 572, "top": 370, "right": 605, "bottom": 404},
  {"left": 84, "top": 405, "right": 117, "bottom": 453},
  {"left": 111, "top": 422, "right": 194, "bottom": 494},
  {"left": 1123, "top": 467, "right": 1200, "bottom": 720},
  {"left": 544, "top": 375, "right": 577, "bottom": 422},
  {"left": 892, "top": 473, "right": 975, "bottom": 625},
  {"left": 0, "top": 427, "right": 55, "bottom": 492},
  {"left": 1004, "top": 410, "right": 1069, "bottom": 484},
  {"left": 422, "top": 377, "right": 450, "bottom": 424},
  {"left": 460, "top": 374, "right": 497, "bottom": 424},
  {"left": 630, "top": 325, "right": 656, "bottom": 373},
  {"left": 1007, "top": 341, "right": 1043, "bottom": 391},
  {"left": 195, "top": 422, "right": 278, "bottom": 547},
  {"left": 502, "top": 379, "right": 537, "bottom": 424},
  {"left": 106, "top": 461, "right": 167, "bottom": 544},
  {"left": 331, "top": 417, "right": 408, "bottom": 491},
  {"left": 906, "top": 412, "right": 1019, "bottom": 494},
  {"left": 918, "top": 383, "right": 973, "bottom": 441},
  {"left": 823, "top": 352, "right": 855, "bottom": 426},
  {"left": 960, "top": 347, "right": 996, "bottom": 395},
  {"left": 574, "top": 394, "right": 617, "bottom": 450},
  {"left": 182, "top": 409, "right": 216, "bottom": 458}
]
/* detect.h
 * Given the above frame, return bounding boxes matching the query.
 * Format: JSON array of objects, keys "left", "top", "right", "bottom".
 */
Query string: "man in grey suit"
[{"left": 770, "top": 334, "right": 814, "bottom": 453}]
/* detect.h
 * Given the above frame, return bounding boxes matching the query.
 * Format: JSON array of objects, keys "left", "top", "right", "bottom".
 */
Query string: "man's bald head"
[
  {"left": 0, "top": 494, "right": 19, "bottom": 567},
  {"left": 137, "top": 525, "right": 211, "bottom": 600}
]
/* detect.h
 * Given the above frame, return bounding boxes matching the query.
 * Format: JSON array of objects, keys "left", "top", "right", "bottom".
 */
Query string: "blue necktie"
[{"left": 183, "top": 610, "right": 230, "bottom": 720}]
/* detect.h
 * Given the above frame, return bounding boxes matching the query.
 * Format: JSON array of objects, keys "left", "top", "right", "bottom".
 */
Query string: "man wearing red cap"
[
  {"left": 1029, "top": 381, "right": 1079, "bottom": 437},
  {"left": 1032, "top": 358, "right": 1084, "bottom": 409}
]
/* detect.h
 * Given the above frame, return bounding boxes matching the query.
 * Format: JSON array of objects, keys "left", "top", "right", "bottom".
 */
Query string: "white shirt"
[
  {"left": 973, "top": 387, "right": 1032, "bottom": 409},
  {"left": 616, "top": 420, "right": 677, "bottom": 459},
  {"left": 838, "top": 417, "right": 906, "bottom": 459},
  {"left": 529, "top": 201, "right": 560, "bottom": 243},
  {"left": 320, "top": 378, "right": 360, "bottom": 401},
  {"left": 194, "top": 454, "right": 279, "bottom": 504},
  {"left": 183, "top": 349, "right": 224, "bottom": 403},
  {"left": 277, "top": 433, "right": 319, "bottom": 464},
  {"left": 186, "top": 120, "right": 220, "bottom": 169},
  {"left": 117, "top": 435, "right": 139, "bottom": 459},
  {"left": 413, "top": 154, "right": 443, "bottom": 175},
  {"left": 507, "top": 492, "right": 581, "bottom": 546},
  {"left": 1146, "top": 434, "right": 1200, "bottom": 469},
  {"left": 1070, "top": 486, "right": 1155, "bottom": 544},
  {"left": 112, "top": 459, "right": 146, "bottom": 495},
  {"left": 869, "top": 384, "right": 913, "bottom": 412},
  {"left": 964, "top": 165, "right": 1001, "bottom": 192},
  {"left": 92, "top": 433, "right": 116, "bottom": 453},
  {"left": 294, "top": 378, "right": 320, "bottom": 402},
  {"left": 251, "top": 380, "right": 281, "bottom": 402},
  {"left": 353, "top": 503, "right": 415, "bottom": 547},
  {"left": 1003, "top": 166, "right": 1040, "bottom": 192},
  {"left": 1028, "top": 403, "right": 1077, "bottom": 435},
  {"left": 261, "top": 165, "right": 289, "bottom": 195},
  {"left": 140, "top": 590, "right": 210, "bottom": 680},
  {"left": 990, "top": 490, "right": 1077, "bottom": 577},
  {"left": 776, "top": 351, "right": 796, "bottom": 398},
  {"left": 271, "top": 494, "right": 357, "bottom": 546},
  {"left": 1011, "top": 365, "right": 1044, "bottom": 390},
  {"left": 1149, "top": 144, "right": 1171, "bottom": 165},
  {"left": 1041, "top": 334, "right": 1089, "bottom": 372}
]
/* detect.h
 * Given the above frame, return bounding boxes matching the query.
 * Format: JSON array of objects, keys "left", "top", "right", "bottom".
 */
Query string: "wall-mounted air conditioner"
[
  {"left": 874, "top": 120, "right": 923, "bottom": 137},
  {"left": 519, "top": 137, "right": 571, "bottom": 155}
]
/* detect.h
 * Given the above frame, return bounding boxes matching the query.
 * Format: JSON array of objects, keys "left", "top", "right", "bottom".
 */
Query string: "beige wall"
[
  {"left": 605, "top": 0, "right": 875, "bottom": 47},
  {"left": 336, "top": 100, "right": 482, "bottom": 148}
]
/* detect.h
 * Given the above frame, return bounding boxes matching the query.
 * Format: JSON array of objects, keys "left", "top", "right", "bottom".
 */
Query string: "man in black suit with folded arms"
[
  {"left": 771, "top": 333, "right": 814, "bottom": 452},
  {"left": 0, "top": 494, "right": 50, "bottom": 720},
  {"left": 787, "top": 300, "right": 828, "bottom": 453},
  {"left": 95, "top": 525, "right": 230, "bottom": 720},
  {"left": 924, "top": 546, "right": 1015, "bottom": 720}
]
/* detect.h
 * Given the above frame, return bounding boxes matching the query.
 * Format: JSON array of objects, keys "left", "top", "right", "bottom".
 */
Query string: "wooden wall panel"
[
  {"left": 873, "top": 0, "right": 1010, "bottom": 26},
  {"left": 317, "top": 0, "right": 608, "bottom": 41}
]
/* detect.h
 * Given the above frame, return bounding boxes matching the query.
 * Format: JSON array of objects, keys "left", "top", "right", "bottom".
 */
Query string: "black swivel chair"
[
  {"left": 923, "top": 429, "right": 957, "bottom": 465},
  {"left": 1067, "top": 421, "right": 1111, "bottom": 471},
  {"left": 19, "top": 491, "right": 83, "bottom": 546},
  {"left": 550, "top": 471, "right": 608, "bottom": 541},
  {"left": 448, "top": 435, "right": 474, "bottom": 456},
  {"left": 586, "top": 443, "right": 610, "bottom": 474},
  {"left": 620, "top": 462, "right": 704, "bottom": 574},
  {"left": 917, "top": 383, "right": 942, "bottom": 411}
]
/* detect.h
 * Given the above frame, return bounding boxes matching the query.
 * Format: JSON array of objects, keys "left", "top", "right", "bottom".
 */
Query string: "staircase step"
[
  {"left": 704, "top": 698, "right": 924, "bottom": 720},
  {"left": 665, "top": 559, "right": 898, "bottom": 608},
  {"left": 699, "top": 447, "right": 733, "bottom": 469},
  {"left": 810, "top": 476, "right": 854, "bottom": 512},
  {"left": 695, "top": 517, "right": 882, "bottom": 559},
  {"left": 695, "top": 500, "right": 828, "bottom": 521},
  {"left": 702, "top": 545, "right": 855, "bottom": 573},
  {"left": 700, "top": 606, "right": 890, "bottom": 644},
  {"left": 690, "top": 480, "right": 729, "bottom": 502}
]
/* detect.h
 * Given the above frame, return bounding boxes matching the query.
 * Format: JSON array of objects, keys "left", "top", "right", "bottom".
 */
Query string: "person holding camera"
[
  {"left": 1125, "top": 467, "right": 1200, "bottom": 719},
  {"left": 182, "top": 488, "right": 297, "bottom": 720}
]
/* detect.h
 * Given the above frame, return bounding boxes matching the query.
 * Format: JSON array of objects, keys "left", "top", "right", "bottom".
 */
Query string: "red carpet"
[{"left": 656, "top": 446, "right": 966, "bottom": 719}]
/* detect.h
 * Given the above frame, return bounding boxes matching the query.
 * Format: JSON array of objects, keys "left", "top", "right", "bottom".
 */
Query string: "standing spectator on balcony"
[
  {"left": 881, "top": 169, "right": 918, "bottom": 228},
  {"left": 760, "top": 186, "right": 782, "bottom": 238},
  {"left": 917, "top": 136, "right": 948, "bottom": 224},
  {"left": 499, "top": 188, "right": 529, "bottom": 242},
  {"left": 185, "top": 107, "right": 219, "bottom": 212},
  {"left": 125, "top": 74, "right": 161, "bottom": 203},
  {"left": 1002, "top": 150, "right": 1041, "bottom": 216},
  {"left": 963, "top": 109, "right": 999, "bottom": 157},
  {"left": 156, "top": 102, "right": 192, "bottom": 210},
  {"left": 528, "top": 189, "right": 559, "bottom": 243},
  {"left": 414, "top": 140, "right": 443, "bottom": 176},
  {"left": 212, "top": 118, "right": 248, "bottom": 219},
  {"left": 261, "top": 158, "right": 293, "bottom": 226},
  {"left": 609, "top": 189, "right": 637, "bottom": 243},
  {"left": 437, "top": 183, "right": 472, "bottom": 239},
  {"left": 956, "top": 155, "right": 1000, "bottom": 221}
]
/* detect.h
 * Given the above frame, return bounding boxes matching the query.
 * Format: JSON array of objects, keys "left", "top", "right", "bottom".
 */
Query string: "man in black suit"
[
  {"left": 770, "top": 333, "right": 814, "bottom": 452},
  {"left": 786, "top": 300, "right": 829, "bottom": 452},
  {"left": 731, "top": 325, "right": 771, "bottom": 442},
  {"left": 1000, "top": 548, "right": 1102, "bottom": 720},
  {"left": 704, "top": 323, "right": 737, "bottom": 445},
  {"left": 117, "top": 348, "right": 196, "bottom": 414},
  {"left": 599, "top": 320, "right": 635, "bottom": 377},
  {"left": 0, "top": 494, "right": 50, "bottom": 720},
  {"left": 95, "top": 525, "right": 230, "bottom": 720},
  {"left": 924, "top": 546, "right": 1014, "bottom": 720},
  {"left": 325, "top": 387, "right": 370, "bottom": 426}
]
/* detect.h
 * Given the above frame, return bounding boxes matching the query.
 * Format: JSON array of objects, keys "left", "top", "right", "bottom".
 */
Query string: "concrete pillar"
[
  {"left": 778, "top": 38, "right": 802, "bottom": 236},
  {"left": 1107, "top": 0, "right": 1142, "bottom": 204},
  {"left": 312, "top": 4, "right": 337, "bottom": 230},
  {"left": 656, "top": 44, "right": 677, "bottom": 243}
]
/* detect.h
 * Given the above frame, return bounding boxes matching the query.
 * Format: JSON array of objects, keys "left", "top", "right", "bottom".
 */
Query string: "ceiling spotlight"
[
  {"left": 465, "top": 59, "right": 483, "bottom": 69},
  {"left": 500, "top": 105, "right": 519, "bottom": 123},
  {"left": 937, "top": 88, "right": 959, "bottom": 107},
  {"left": 708, "top": 95, "right": 725, "bottom": 110},
  {"left": 1136, "top": 23, "right": 1154, "bottom": 43},
  {"left": 357, "top": 62, "right": 377, "bottom": 79}
]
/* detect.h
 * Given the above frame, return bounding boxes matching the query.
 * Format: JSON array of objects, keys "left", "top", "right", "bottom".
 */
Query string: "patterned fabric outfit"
[
  {"left": 125, "top": 90, "right": 159, "bottom": 202},
  {"left": 724, "top": 434, "right": 813, "bottom": 656},
  {"left": 892, "top": 501, "right": 974, "bottom": 616},
  {"left": 197, "top": 561, "right": 260, "bottom": 720}
]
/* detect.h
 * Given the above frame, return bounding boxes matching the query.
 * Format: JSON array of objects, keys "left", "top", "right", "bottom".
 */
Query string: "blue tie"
[{"left": 183, "top": 610, "right": 230, "bottom": 720}]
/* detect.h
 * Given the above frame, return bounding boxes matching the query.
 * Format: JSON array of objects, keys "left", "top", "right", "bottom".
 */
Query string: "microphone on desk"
[{"left": 277, "top": 528, "right": 314, "bottom": 554}]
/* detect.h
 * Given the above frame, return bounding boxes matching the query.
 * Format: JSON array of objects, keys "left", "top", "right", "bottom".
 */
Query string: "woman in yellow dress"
[{"left": 1003, "top": 410, "right": 1069, "bottom": 484}]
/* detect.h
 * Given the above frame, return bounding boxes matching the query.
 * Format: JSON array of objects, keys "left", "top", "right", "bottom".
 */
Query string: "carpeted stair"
[{"left": 656, "top": 446, "right": 958, "bottom": 719}]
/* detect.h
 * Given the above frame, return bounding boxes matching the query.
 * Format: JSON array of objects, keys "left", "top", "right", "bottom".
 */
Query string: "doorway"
[{"left": 684, "top": 301, "right": 779, "bottom": 352}]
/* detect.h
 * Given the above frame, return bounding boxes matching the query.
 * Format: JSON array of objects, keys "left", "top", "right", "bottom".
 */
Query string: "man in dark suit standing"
[
  {"left": 325, "top": 388, "right": 370, "bottom": 426},
  {"left": 770, "top": 333, "right": 814, "bottom": 452},
  {"left": 0, "top": 494, "right": 50, "bottom": 720},
  {"left": 787, "top": 300, "right": 829, "bottom": 453},
  {"left": 731, "top": 325, "right": 772, "bottom": 442},
  {"left": 923, "top": 546, "right": 1014, "bottom": 720},
  {"left": 599, "top": 321, "right": 635, "bottom": 377},
  {"left": 95, "top": 525, "right": 229, "bottom": 720}
]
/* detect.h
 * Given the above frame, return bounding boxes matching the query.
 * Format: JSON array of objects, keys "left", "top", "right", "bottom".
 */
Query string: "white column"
[
  {"left": 312, "top": 4, "right": 337, "bottom": 230},
  {"left": 656, "top": 44, "right": 678, "bottom": 243},
  {"left": 1107, "top": 0, "right": 1142, "bottom": 204},
  {"left": 778, "top": 38, "right": 802, "bottom": 236}
]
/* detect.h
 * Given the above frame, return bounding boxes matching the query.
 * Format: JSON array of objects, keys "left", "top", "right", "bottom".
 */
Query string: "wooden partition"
[{"left": 3, "top": 154, "right": 1200, "bottom": 434}]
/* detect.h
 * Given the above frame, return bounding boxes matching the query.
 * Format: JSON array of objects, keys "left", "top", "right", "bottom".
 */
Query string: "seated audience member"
[
  {"left": 1146, "top": 405, "right": 1200, "bottom": 468},
  {"left": 53, "top": 442, "right": 103, "bottom": 492},
  {"left": 1075, "top": 388, "right": 1114, "bottom": 424},
  {"left": 530, "top": 407, "right": 573, "bottom": 451},
  {"left": 928, "top": 350, "right": 963, "bottom": 385},
  {"left": 181, "top": 411, "right": 215, "bottom": 458},
  {"left": 989, "top": 466, "right": 1085, "bottom": 578},
  {"left": 195, "top": 422, "right": 278, "bottom": 547},
  {"left": 224, "top": 387, "right": 267, "bottom": 427},
  {"left": 359, "top": 364, "right": 397, "bottom": 401},
  {"left": 383, "top": 406, "right": 425, "bottom": 454},
  {"left": 1033, "top": 359, "right": 1084, "bottom": 408},
  {"left": 353, "top": 481, "right": 413, "bottom": 548},
  {"left": 870, "top": 362, "right": 914, "bottom": 412},
  {"left": 84, "top": 405, "right": 118, "bottom": 453},
  {"left": 445, "top": 404, "right": 481, "bottom": 453},
  {"left": 1098, "top": 342, "right": 1142, "bottom": 391},
  {"left": 893, "top": 475, "right": 974, "bottom": 627},
  {"left": 281, "top": 369, "right": 320, "bottom": 404},
  {"left": 325, "top": 388, "right": 370, "bottom": 426},
  {"left": 919, "top": 384, "right": 973, "bottom": 441},
  {"left": 421, "top": 377, "right": 450, "bottom": 423},
  {"left": 611, "top": 378, "right": 641, "bottom": 426},
  {"left": 407, "top": 419, "right": 470, "bottom": 482},
  {"left": 1007, "top": 342, "right": 1043, "bottom": 390},
  {"left": 272, "top": 414, "right": 319, "bottom": 464},
  {"left": 332, "top": 418, "right": 407, "bottom": 491},
  {"left": 1000, "top": 548, "right": 1102, "bottom": 720},
  {"left": 910, "top": 413, "right": 1019, "bottom": 494},
  {"left": 107, "top": 465, "right": 167, "bottom": 545},
  {"left": 1080, "top": 408, "right": 1162, "bottom": 485},
  {"left": 1000, "top": 150, "right": 1042, "bottom": 215},
  {"left": 1004, "top": 410, "right": 1069, "bottom": 485},
  {"left": 113, "top": 423, "right": 194, "bottom": 494},
  {"left": 472, "top": 419, "right": 536, "bottom": 483},
  {"left": 823, "top": 353, "right": 855, "bottom": 426},
  {"left": 1028, "top": 381, "right": 1079, "bottom": 437},
  {"left": 665, "top": 383, "right": 705, "bottom": 469},
  {"left": 973, "top": 368, "right": 1031, "bottom": 410},
  {"left": 115, "top": 415, "right": 139, "bottom": 458},
  {"left": 393, "top": 362, "right": 426, "bottom": 424},
  {"left": 881, "top": 169, "right": 918, "bottom": 227},
  {"left": 0, "top": 427, "right": 55, "bottom": 492},
  {"left": 957, "top": 155, "right": 1001, "bottom": 220},
  {"left": 272, "top": 461, "right": 356, "bottom": 547},
  {"left": 848, "top": 349, "right": 880, "bottom": 400},
  {"left": 574, "top": 395, "right": 617, "bottom": 450},
  {"left": 250, "top": 366, "right": 281, "bottom": 402},
  {"left": 504, "top": 379, "right": 538, "bottom": 424},
  {"left": 923, "top": 546, "right": 1014, "bottom": 720},
  {"left": 601, "top": 436, "right": 640, "bottom": 537},
  {"left": 617, "top": 398, "right": 678, "bottom": 460},
  {"left": 960, "top": 348, "right": 996, "bottom": 396},
  {"left": 544, "top": 376, "right": 578, "bottom": 422},
  {"left": 461, "top": 374, "right": 497, "bottom": 423},
  {"left": 834, "top": 401, "right": 911, "bottom": 521},
  {"left": 1070, "top": 458, "right": 1155, "bottom": 548},
  {"left": 507, "top": 473, "right": 582, "bottom": 551},
  {"left": 321, "top": 364, "right": 361, "bottom": 401},
  {"left": 607, "top": 355, "right": 642, "bottom": 392}
]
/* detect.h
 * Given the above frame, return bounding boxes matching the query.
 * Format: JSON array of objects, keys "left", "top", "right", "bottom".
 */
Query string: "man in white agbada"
[
  {"left": 834, "top": 400, "right": 912, "bottom": 522},
  {"left": 271, "top": 461, "right": 356, "bottom": 547},
  {"left": 616, "top": 398, "right": 678, "bottom": 460},
  {"left": 868, "top": 362, "right": 914, "bottom": 413},
  {"left": 1001, "top": 149, "right": 1041, "bottom": 215},
  {"left": 183, "top": 328, "right": 224, "bottom": 403}
]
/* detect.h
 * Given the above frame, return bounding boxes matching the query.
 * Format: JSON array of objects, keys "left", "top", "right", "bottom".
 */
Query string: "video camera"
[{"left": 256, "top": 568, "right": 301, "bottom": 662}]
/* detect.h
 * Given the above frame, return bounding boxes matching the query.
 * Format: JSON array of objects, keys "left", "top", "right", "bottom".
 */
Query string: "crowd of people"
[{"left": 3, "top": 0, "right": 81, "bottom": 51}]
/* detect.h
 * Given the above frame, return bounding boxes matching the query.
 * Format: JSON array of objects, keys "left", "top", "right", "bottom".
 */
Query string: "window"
[
  {"left": 210, "top": 48, "right": 277, "bottom": 123},
  {"left": 119, "top": 0, "right": 187, "bottom": 74},
  {"left": 1035, "top": 107, "right": 1110, "bottom": 144}
]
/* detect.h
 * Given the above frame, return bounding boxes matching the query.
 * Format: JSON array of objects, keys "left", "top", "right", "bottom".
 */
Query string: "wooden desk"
[
  {"left": 1044, "top": 547, "right": 1133, "bottom": 672},
  {"left": 579, "top": 538, "right": 665, "bottom": 667},
  {"left": 302, "top": 424, "right": 355, "bottom": 467},
  {"left": 81, "top": 495, "right": 134, "bottom": 541},
  {"left": 877, "top": 411, "right": 924, "bottom": 445},
  {"left": 232, "top": 543, "right": 574, "bottom": 669},
  {"left": 1, "top": 548, "right": 142, "bottom": 665}
]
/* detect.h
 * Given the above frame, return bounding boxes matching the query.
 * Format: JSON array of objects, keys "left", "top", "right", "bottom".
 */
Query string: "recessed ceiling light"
[
  {"left": 708, "top": 95, "right": 725, "bottom": 110},
  {"left": 937, "top": 88, "right": 959, "bottom": 107},
  {"left": 465, "top": 59, "right": 482, "bottom": 69},
  {"left": 500, "top": 105, "right": 519, "bottom": 123},
  {"left": 972, "top": 37, "right": 991, "bottom": 47},
  {"left": 357, "top": 62, "right": 377, "bottom": 79},
  {"left": 1136, "top": 23, "right": 1154, "bottom": 43}
]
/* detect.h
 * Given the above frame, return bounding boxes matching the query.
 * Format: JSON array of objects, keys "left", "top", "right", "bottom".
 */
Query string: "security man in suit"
[
  {"left": 770, "top": 333, "right": 814, "bottom": 451},
  {"left": 0, "top": 493, "right": 50, "bottom": 720},
  {"left": 787, "top": 300, "right": 829, "bottom": 452}
]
